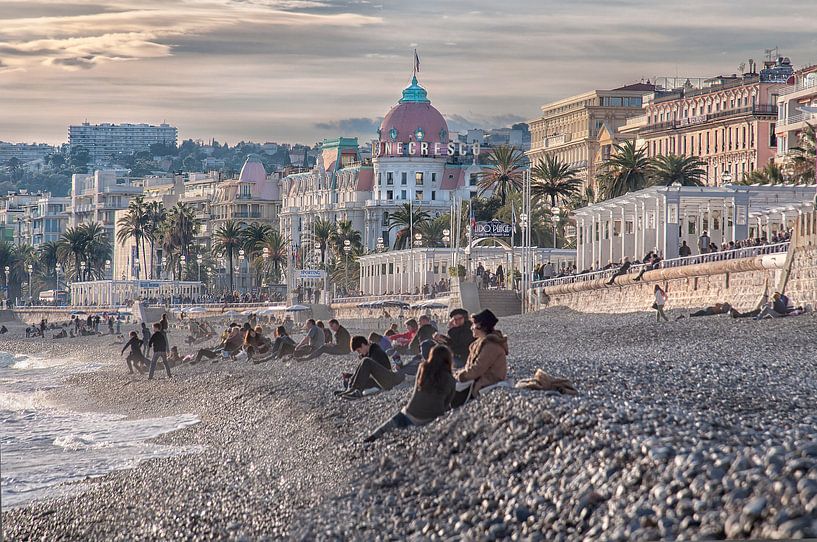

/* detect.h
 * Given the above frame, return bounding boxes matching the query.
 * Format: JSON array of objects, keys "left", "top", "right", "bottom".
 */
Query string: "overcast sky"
[{"left": 2, "top": 0, "right": 816, "bottom": 146}]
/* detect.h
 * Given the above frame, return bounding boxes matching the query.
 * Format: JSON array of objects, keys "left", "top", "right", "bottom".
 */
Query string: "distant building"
[
  {"left": 527, "top": 83, "right": 655, "bottom": 190},
  {"left": 775, "top": 65, "right": 817, "bottom": 162},
  {"left": 70, "top": 170, "right": 143, "bottom": 244},
  {"left": 18, "top": 193, "right": 70, "bottom": 247},
  {"left": 0, "top": 191, "right": 53, "bottom": 245},
  {"left": 639, "top": 56, "right": 794, "bottom": 185},
  {"left": 68, "top": 122, "right": 177, "bottom": 165},
  {"left": 0, "top": 142, "right": 56, "bottom": 164}
]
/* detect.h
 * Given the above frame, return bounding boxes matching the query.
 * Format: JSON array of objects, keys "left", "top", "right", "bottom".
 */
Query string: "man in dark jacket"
[
  {"left": 147, "top": 322, "right": 172, "bottom": 380},
  {"left": 409, "top": 315, "right": 436, "bottom": 355},
  {"left": 297, "top": 319, "right": 352, "bottom": 360},
  {"left": 605, "top": 257, "right": 632, "bottom": 285},
  {"left": 443, "top": 308, "right": 475, "bottom": 368},
  {"left": 337, "top": 336, "right": 403, "bottom": 399}
]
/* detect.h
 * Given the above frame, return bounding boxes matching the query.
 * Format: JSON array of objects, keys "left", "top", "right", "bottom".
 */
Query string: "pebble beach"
[{"left": 3, "top": 308, "right": 817, "bottom": 541}]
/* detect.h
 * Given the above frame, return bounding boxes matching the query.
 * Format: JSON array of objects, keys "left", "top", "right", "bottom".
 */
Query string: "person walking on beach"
[
  {"left": 121, "top": 331, "right": 146, "bottom": 374},
  {"left": 147, "top": 322, "right": 171, "bottom": 380},
  {"left": 653, "top": 285, "right": 669, "bottom": 322},
  {"left": 141, "top": 322, "right": 151, "bottom": 355}
]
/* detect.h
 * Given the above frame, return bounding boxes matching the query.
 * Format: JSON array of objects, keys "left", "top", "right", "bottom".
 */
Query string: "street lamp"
[
  {"left": 376, "top": 236, "right": 384, "bottom": 252},
  {"left": 27, "top": 263, "right": 33, "bottom": 302},
  {"left": 79, "top": 261, "right": 86, "bottom": 281},
  {"left": 343, "top": 239, "right": 352, "bottom": 289},
  {"left": 105, "top": 259, "right": 111, "bottom": 279},
  {"left": 197, "top": 254, "right": 203, "bottom": 283},
  {"left": 180, "top": 254, "right": 187, "bottom": 281},
  {"left": 721, "top": 170, "right": 733, "bottom": 184},
  {"left": 237, "top": 249, "right": 245, "bottom": 292},
  {"left": 55, "top": 265, "right": 60, "bottom": 291},
  {"left": 442, "top": 228, "right": 450, "bottom": 247},
  {"left": 414, "top": 232, "right": 423, "bottom": 247},
  {"left": 551, "top": 207, "right": 562, "bottom": 248}
]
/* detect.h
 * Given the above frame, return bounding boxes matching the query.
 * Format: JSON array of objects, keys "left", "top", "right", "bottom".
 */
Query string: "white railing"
[
  {"left": 778, "top": 110, "right": 817, "bottom": 128},
  {"left": 531, "top": 242, "right": 790, "bottom": 289},
  {"left": 779, "top": 77, "right": 817, "bottom": 96},
  {"left": 332, "top": 292, "right": 451, "bottom": 305}
]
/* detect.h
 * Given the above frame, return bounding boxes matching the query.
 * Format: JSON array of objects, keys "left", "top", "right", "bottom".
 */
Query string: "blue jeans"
[{"left": 149, "top": 351, "right": 171, "bottom": 379}]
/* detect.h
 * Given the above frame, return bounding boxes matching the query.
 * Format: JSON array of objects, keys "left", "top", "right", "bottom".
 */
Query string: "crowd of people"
[{"left": 109, "top": 305, "right": 510, "bottom": 442}]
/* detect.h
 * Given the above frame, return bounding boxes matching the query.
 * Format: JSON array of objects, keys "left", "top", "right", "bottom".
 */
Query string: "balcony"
[
  {"left": 543, "top": 133, "right": 570, "bottom": 148},
  {"left": 779, "top": 77, "right": 817, "bottom": 96},
  {"left": 642, "top": 105, "right": 778, "bottom": 133},
  {"left": 778, "top": 110, "right": 817, "bottom": 128}
]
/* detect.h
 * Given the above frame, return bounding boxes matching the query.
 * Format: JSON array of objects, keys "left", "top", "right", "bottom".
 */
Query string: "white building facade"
[{"left": 68, "top": 122, "right": 177, "bottom": 165}]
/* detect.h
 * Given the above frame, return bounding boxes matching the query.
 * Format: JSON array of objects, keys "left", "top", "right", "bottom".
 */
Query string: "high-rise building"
[
  {"left": 639, "top": 56, "right": 794, "bottom": 184},
  {"left": 775, "top": 65, "right": 817, "bottom": 162},
  {"left": 70, "top": 170, "right": 143, "bottom": 244},
  {"left": 527, "top": 83, "right": 655, "bottom": 190},
  {"left": 68, "top": 122, "right": 178, "bottom": 165}
]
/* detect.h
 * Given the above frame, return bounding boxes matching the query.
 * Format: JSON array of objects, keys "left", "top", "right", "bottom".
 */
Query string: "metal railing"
[
  {"left": 779, "top": 77, "right": 817, "bottom": 96},
  {"left": 531, "top": 242, "right": 789, "bottom": 289},
  {"left": 643, "top": 105, "right": 779, "bottom": 133},
  {"left": 332, "top": 291, "right": 451, "bottom": 305}
]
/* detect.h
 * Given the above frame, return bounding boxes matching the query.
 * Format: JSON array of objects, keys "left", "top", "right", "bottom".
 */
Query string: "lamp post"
[
  {"left": 375, "top": 236, "right": 385, "bottom": 294},
  {"left": 180, "top": 254, "right": 186, "bottom": 281},
  {"left": 721, "top": 170, "right": 733, "bottom": 184},
  {"left": 413, "top": 233, "right": 423, "bottom": 294},
  {"left": 27, "top": 263, "right": 33, "bottom": 303},
  {"left": 161, "top": 256, "right": 167, "bottom": 280},
  {"left": 55, "top": 265, "right": 60, "bottom": 291},
  {"left": 237, "top": 249, "right": 245, "bottom": 292},
  {"left": 551, "top": 207, "right": 561, "bottom": 248},
  {"left": 197, "top": 254, "right": 203, "bottom": 283},
  {"left": 79, "top": 261, "right": 86, "bottom": 281},
  {"left": 105, "top": 259, "right": 111, "bottom": 279}
]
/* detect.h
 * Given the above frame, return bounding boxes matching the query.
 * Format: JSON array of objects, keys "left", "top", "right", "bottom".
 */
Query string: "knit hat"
[
  {"left": 472, "top": 309, "right": 498, "bottom": 331},
  {"left": 449, "top": 308, "right": 468, "bottom": 319}
]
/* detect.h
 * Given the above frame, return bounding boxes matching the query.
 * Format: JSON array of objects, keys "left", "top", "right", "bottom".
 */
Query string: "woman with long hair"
[
  {"left": 654, "top": 284, "right": 669, "bottom": 322},
  {"left": 364, "top": 344, "right": 456, "bottom": 442}
]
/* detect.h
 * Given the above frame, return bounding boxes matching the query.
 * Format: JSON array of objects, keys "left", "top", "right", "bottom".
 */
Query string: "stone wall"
[{"left": 529, "top": 209, "right": 817, "bottom": 314}]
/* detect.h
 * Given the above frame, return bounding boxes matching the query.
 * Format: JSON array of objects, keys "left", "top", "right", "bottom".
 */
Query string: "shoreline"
[{"left": 4, "top": 309, "right": 817, "bottom": 540}]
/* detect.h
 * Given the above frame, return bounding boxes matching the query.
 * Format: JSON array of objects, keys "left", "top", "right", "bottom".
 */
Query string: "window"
[
  {"left": 416, "top": 190, "right": 423, "bottom": 200},
  {"left": 401, "top": 172, "right": 407, "bottom": 184},
  {"left": 377, "top": 173, "right": 381, "bottom": 186},
  {"left": 386, "top": 172, "right": 393, "bottom": 185},
  {"left": 770, "top": 123, "right": 777, "bottom": 147},
  {"left": 431, "top": 191, "right": 436, "bottom": 200},
  {"left": 386, "top": 190, "right": 393, "bottom": 200},
  {"left": 401, "top": 190, "right": 407, "bottom": 200},
  {"left": 415, "top": 172, "right": 424, "bottom": 185},
  {"left": 382, "top": 211, "right": 389, "bottom": 226},
  {"left": 431, "top": 172, "right": 436, "bottom": 183},
  {"left": 469, "top": 173, "right": 478, "bottom": 186}
]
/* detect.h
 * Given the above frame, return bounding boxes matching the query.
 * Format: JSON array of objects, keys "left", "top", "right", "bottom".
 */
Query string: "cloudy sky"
[{"left": 2, "top": 0, "right": 816, "bottom": 146}]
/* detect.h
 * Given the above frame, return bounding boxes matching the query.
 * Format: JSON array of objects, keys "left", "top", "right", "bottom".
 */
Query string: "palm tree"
[
  {"left": 416, "top": 214, "right": 450, "bottom": 247},
  {"left": 144, "top": 200, "right": 166, "bottom": 278},
  {"left": 241, "top": 222, "right": 273, "bottom": 287},
  {"left": 115, "top": 202, "right": 146, "bottom": 279},
  {"left": 388, "top": 203, "right": 430, "bottom": 250},
  {"left": 741, "top": 163, "right": 786, "bottom": 185},
  {"left": 57, "top": 226, "right": 89, "bottom": 281},
  {"left": 80, "top": 222, "right": 111, "bottom": 280},
  {"left": 788, "top": 122, "right": 816, "bottom": 183},
  {"left": 164, "top": 203, "right": 200, "bottom": 279},
  {"left": 38, "top": 241, "right": 60, "bottom": 288},
  {"left": 649, "top": 154, "right": 706, "bottom": 186},
  {"left": 597, "top": 141, "right": 651, "bottom": 200},
  {"left": 531, "top": 155, "right": 583, "bottom": 207},
  {"left": 258, "top": 229, "right": 288, "bottom": 284},
  {"left": 330, "top": 219, "right": 363, "bottom": 257},
  {"left": 212, "top": 220, "right": 243, "bottom": 291},
  {"left": 0, "top": 241, "right": 18, "bottom": 301},
  {"left": 312, "top": 217, "right": 335, "bottom": 264},
  {"left": 477, "top": 145, "right": 527, "bottom": 205}
]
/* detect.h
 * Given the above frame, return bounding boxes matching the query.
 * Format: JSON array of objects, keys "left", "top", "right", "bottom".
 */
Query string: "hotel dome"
[{"left": 378, "top": 76, "right": 449, "bottom": 157}]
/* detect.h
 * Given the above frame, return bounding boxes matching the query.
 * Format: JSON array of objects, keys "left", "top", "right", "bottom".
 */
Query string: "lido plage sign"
[
  {"left": 472, "top": 219, "right": 513, "bottom": 239},
  {"left": 372, "top": 141, "right": 481, "bottom": 157}
]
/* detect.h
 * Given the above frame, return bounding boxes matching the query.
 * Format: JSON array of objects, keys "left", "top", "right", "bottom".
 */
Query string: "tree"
[
  {"left": 597, "top": 141, "right": 651, "bottom": 200},
  {"left": 57, "top": 227, "right": 89, "bottom": 281},
  {"left": 649, "top": 154, "right": 706, "bottom": 187},
  {"left": 388, "top": 203, "right": 430, "bottom": 250},
  {"left": 58, "top": 223, "right": 110, "bottom": 281},
  {"left": 477, "top": 145, "right": 527, "bottom": 205},
  {"left": 38, "top": 241, "right": 60, "bottom": 289},
  {"left": 144, "top": 200, "right": 166, "bottom": 278},
  {"left": 258, "top": 229, "right": 288, "bottom": 284},
  {"left": 312, "top": 217, "right": 335, "bottom": 264},
  {"left": 0, "top": 241, "right": 18, "bottom": 301},
  {"left": 741, "top": 163, "right": 786, "bottom": 185},
  {"left": 163, "top": 203, "right": 199, "bottom": 279},
  {"left": 116, "top": 198, "right": 147, "bottom": 279},
  {"left": 212, "top": 221, "right": 243, "bottom": 291},
  {"left": 531, "top": 155, "right": 583, "bottom": 207},
  {"left": 242, "top": 222, "right": 273, "bottom": 287},
  {"left": 416, "top": 214, "right": 450, "bottom": 247},
  {"left": 331, "top": 219, "right": 363, "bottom": 257},
  {"left": 788, "top": 122, "right": 816, "bottom": 183}
]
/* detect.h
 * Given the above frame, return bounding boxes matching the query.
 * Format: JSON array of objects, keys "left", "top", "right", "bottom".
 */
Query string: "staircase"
[{"left": 477, "top": 289, "right": 522, "bottom": 317}]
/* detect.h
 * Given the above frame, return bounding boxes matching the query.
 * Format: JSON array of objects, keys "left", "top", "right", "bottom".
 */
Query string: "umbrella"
[
  {"left": 382, "top": 299, "right": 410, "bottom": 308},
  {"left": 420, "top": 301, "right": 448, "bottom": 309},
  {"left": 285, "top": 304, "right": 310, "bottom": 312},
  {"left": 70, "top": 310, "right": 87, "bottom": 315},
  {"left": 241, "top": 309, "right": 256, "bottom": 316},
  {"left": 223, "top": 310, "right": 241, "bottom": 317},
  {"left": 258, "top": 306, "right": 287, "bottom": 315},
  {"left": 186, "top": 307, "right": 206, "bottom": 314}
]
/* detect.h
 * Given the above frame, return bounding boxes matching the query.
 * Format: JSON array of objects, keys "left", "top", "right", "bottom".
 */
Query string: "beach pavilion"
[{"left": 573, "top": 183, "right": 816, "bottom": 270}]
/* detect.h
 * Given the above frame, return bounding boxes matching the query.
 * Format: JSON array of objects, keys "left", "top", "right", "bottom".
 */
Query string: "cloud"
[
  {"left": 314, "top": 117, "right": 382, "bottom": 134},
  {"left": 445, "top": 114, "right": 527, "bottom": 133}
]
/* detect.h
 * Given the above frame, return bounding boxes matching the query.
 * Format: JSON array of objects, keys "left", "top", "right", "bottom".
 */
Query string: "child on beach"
[{"left": 147, "top": 322, "right": 171, "bottom": 380}]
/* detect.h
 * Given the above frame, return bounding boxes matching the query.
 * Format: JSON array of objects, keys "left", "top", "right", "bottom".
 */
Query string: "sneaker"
[
  {"left": 341, "top": 389, "right": 363, "bottom": 400},
  {"left": 362, "top": 387, "right": 381, "bottom": 397},
  {"left": 333, "top": 389, "right": 349, "bottom": 396}
]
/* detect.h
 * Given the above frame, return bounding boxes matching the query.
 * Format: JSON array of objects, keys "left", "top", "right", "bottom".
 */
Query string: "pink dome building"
[{"left": 376, "top": 76, "right": 449, "bottom": 158}]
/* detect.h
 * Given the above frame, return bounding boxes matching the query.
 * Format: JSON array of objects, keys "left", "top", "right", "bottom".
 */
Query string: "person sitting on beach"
[
  {"left": 408, "top": 315, "right": 436, "bottom": 355},
  {"left": 192, "top": 325, "right": 243, "bottom": 364},
  {"left": 364, "top": 344, "right": 456, "bottom": 442},
  {"left": 167, "top": 346, "right": 184, "bottom": 367},
  {"left": 256, "top": 326, "right": 296, "bottom": 362},
  {"left": 53, "top": 328, "right": 68, "bottom": 339},
  {"left": 368, "top": 331, "right": 392, "bottom": 354},
  {"left": 147, "top": 322, "right": 172, "bottom": 380},
  {"left": 242, "top": 326, "right": 271, "bottom": 361},
  {"left": 337, "top": 336, "right": 405, "bottom": 400},
  {"left": 296, "top": 319, "right": 352, "bottom": 361},
  {"left": 121, "top": 331, "right": 147, "bottom": 374},
  {"left": 437, "top": 308, "right": 474, "bottom": 369},
  {"left": 316, "top": 321, "right": 332, "bottom": 344},
  {"left": 452, "top": 309, "right": 508, "bottom": 406},
  {"left": 389, "top": 319, "right": 418, "bottom": 354},
  {"left": 288, "top": 319, "right": 324, "bottom": 360}
]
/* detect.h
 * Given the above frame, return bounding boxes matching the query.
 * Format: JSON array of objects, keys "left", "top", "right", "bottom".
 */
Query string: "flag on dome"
[{"left": 414, "top": 49, "right": 420, "bottom": 74}]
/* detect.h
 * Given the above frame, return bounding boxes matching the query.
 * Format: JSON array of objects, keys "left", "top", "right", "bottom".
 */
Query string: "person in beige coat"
[{"left": 454, "top": 309, "right": 508, "bottom": 397}]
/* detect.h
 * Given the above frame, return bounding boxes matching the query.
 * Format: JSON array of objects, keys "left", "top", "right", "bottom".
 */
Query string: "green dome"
[{"left": 399, "top": 76, "right": 431, "bottom": 104}]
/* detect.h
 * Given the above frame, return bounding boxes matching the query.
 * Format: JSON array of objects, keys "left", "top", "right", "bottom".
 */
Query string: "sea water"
[{"left": 0, "top": 351, "right": 200, "bottom": 508}]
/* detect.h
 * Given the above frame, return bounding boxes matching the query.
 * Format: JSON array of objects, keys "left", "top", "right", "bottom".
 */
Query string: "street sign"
[
  {"left": 472, "top": 219, "right": 513, "bottom": 239},
  {"left": 298, "top": 269, "right": 326, "bottom": 279}
]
